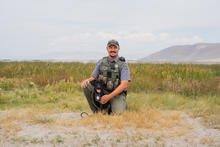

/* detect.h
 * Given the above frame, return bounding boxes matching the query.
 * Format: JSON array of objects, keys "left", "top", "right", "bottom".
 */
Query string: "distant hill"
[{"left": 141, "top": 43, "right": 220, "bottom": 63}]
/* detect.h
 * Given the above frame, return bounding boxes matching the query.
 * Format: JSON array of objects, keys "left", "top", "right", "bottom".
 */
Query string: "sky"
[{"left": 0, "top": 0, "right": 220, "bottom": 61}]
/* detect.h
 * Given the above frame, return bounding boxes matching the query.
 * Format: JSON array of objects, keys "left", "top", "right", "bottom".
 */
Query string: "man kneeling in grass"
[{"left": 81, "top": 39, "right": 131, "bottom": 114}]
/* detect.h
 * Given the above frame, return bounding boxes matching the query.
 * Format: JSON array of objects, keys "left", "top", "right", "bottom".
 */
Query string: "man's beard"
[
  {"left": 110, "top": 54, "right": 117, "bottom": 58},
  {"left": 110, "top": 51, "right": 117, "bottom": 58},
  {"left": 110, "top": 55, "right": 116, "bottom": 58}
]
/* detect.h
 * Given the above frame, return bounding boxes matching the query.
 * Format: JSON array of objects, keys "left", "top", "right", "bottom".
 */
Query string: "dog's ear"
[{"left": 90, "top": 80, "right": 96, "bottom": 86}]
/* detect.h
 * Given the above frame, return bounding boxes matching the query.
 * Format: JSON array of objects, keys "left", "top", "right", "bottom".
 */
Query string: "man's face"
[{"left": 106, "top": 45, "right": 120, "bottom": 58}]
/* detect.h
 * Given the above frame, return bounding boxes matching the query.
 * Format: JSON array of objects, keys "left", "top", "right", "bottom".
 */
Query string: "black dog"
[{"left": 90, "top": 79, "right": 111, "bottom": 114}]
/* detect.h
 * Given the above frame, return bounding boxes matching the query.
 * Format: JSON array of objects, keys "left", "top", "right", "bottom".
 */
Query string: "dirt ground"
[{"left": 0, "top": 111, "right": 220, "bottom": 147}]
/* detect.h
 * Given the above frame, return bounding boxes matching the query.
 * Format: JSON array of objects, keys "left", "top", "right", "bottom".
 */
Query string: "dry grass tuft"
[
  {"left": 52, "top": 119, "right": 76, "bottom": 127},
  {"left": 78, "top": 109, "right": 189, "bottom": 132},
  {"left": 200, "top": 137, "right": 215, "bottom": 145}
]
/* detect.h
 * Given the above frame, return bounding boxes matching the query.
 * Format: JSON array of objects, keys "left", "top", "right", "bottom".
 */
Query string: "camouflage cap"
[{"left": 107, "top": 39, "right": 120, "bottom": 47}]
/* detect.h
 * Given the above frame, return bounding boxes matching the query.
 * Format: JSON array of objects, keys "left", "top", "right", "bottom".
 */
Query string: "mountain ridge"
[{"left": 141, "top": 43, "right": 220, "bottom": 63}]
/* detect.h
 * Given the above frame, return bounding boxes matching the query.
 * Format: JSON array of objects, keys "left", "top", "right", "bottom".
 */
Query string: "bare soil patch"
[{"left": 0, "top": 111, "right": 219, "bottom": 147}]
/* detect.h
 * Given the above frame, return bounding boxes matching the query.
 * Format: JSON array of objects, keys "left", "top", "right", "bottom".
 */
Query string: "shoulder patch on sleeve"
[{"left": 123, "top": 63, "right": 129, "bottom": 69}]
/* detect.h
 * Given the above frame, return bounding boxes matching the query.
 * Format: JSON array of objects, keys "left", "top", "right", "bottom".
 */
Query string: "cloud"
[
  {"left": 49, "top": 31, "right": 202, "bottom": 47},
  {"left": 97, "top": 32, "right": 158, "bottom": 41},
  {"left": 170, "top": 35, "right": 203, "bottom": 45},
  {"left": 49, "top": 32, "right": 170, "bottom": 46},
  {"left": 48, "top": 33, "right": 92, "bottom": 46}
]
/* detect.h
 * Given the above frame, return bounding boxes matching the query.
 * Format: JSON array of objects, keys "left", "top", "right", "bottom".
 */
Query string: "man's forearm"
[
  {"left": 88, "top": 76, "right": 96, "bottom": 81},
  {"left": 109, "top": 80, "right": 128, "bottom": 99}
]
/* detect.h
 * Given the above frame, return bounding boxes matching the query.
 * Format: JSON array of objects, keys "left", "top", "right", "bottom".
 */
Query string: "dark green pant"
[{"left": 83, "top": 83, "right": 127, "bottom": 114}]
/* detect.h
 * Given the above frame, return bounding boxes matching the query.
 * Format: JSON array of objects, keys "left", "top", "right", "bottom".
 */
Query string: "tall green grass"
[
  {"left": 129, "top": 63, "right": 220, "bottom": 96},
  {"left": 0, "top": 62, "right": 219, "bottom": 96}
]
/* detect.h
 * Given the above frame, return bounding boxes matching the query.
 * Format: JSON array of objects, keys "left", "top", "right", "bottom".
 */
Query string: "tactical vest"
[{"left": 100, "top": 56, "right": 125, "bottom": 93}]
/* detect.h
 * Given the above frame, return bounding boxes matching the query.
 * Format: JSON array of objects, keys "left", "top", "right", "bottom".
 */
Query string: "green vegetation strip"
[
  {"left": 0, "top": 62, "right": 220, "bottom": 96},
  {"left": 0, "top": 62, "right": 220, "bottom": 125}
]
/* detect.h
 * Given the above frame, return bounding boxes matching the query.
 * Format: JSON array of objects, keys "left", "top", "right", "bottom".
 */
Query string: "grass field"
[
  {"left": 0, "top": 62, "right": 220, "bottom": 146},
  {"left": 0, "top": 61, "right": 220, "bottom": 96},
  {"left": 0, "top": 62, "right": 220, "bottom": 127}
]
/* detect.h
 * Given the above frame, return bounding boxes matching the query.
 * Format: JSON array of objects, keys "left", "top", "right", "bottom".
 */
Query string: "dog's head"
[
  {"left": 90, "top": 79, "right": 105, "bottom": 102},
  {"left": 90, "top": 79, "right": 105, "bottom": 92}
]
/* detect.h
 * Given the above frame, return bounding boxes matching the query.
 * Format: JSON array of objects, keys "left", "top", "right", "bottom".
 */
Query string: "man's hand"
[
  {"left": 81, "top": 79, "right": 91, "bottom": 88},
  {"left": 81, "top": 77, "right": 96, "bottom": 88},
  {"left": 100, "top": 95, "right": 111, "bottom": 104},
  {"left": 100, "top": 80, "right": 128, "bottom": 104}
]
